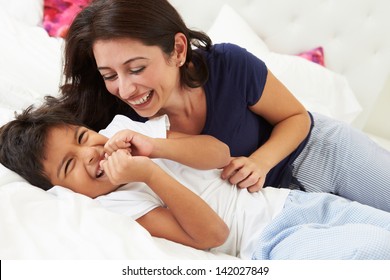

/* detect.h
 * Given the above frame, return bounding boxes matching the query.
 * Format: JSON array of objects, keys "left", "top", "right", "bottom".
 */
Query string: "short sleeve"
[
  {"left": 219, "top": 44, "right": 268, "bottom": 106},
  {"left": 99, "top": 114, "right": 170, "bottom": 139},
  {"left": 96, "top": 182, "right": 164, "bottom": 220}
]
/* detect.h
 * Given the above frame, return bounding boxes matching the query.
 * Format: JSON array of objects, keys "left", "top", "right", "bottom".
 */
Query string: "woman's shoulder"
[
  {"left": 211, "top": 42, "right": 249, "bottom": 56},
  {"left": 208, "top": 43, "right": 264, "bottom": 67},
  {"left": 195, "top": 43, "right": 248, "bottom": 57}
]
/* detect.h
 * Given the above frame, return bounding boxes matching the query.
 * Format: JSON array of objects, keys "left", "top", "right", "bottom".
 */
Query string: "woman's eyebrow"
[
  {"left": 123, "top": 57, "right": 147, "bottom": 65},
  {"left": 97, "top": 57, "right": 147, "bottom": 70},
  {"left": 56, "top": 126, "right": 81, "bottom": 178}
]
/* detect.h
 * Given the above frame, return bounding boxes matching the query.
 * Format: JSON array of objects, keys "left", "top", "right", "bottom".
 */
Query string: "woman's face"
[{"left": 93, "top": 38, "right": 181, "bottom": 118}]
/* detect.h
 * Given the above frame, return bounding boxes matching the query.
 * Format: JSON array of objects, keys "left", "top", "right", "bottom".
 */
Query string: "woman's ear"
[{"left": 174, "top": 32, "right": 187, "bottom": 67}]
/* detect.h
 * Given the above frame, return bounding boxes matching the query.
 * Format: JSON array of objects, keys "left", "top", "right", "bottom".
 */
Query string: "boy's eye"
[
  {"left": 78, "top": 130, "right": 87, "bottom": 144},
  {"left": 64, "top": 158, "right": 73, "bottom": 176}
]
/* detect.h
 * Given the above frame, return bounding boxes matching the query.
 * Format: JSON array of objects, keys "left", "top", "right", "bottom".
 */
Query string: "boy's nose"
[{"left": 82, "top": 147, "right": 99, "bottom": 165}]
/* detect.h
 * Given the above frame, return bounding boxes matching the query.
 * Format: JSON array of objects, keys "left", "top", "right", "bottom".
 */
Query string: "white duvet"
[{"left": 0, "top": 163, "right": 237, "bottom": 260}]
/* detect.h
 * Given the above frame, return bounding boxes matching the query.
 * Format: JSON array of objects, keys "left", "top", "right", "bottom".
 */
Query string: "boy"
[
  {"left": 0, "top": 104, "right": 230, "bottom": 250},
  {"left": 1, "top": 105, "right": 390, "bottom": 260}
]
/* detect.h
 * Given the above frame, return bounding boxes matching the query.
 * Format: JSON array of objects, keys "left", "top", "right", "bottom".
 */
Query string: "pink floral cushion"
[
  {"left": 43, "top": 0, "right": 92, "bottom": 38},
  {"left": 297, "top": 47, "right": 325, "bottom": 66}
]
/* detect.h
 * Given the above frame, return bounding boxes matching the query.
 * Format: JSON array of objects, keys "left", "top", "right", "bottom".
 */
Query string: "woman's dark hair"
[
  {"left": 58, "top": 0, "right": 212, "bottom": 131},
  {"left": 0, "top": 100, "right": 84, "bottom": 190}
]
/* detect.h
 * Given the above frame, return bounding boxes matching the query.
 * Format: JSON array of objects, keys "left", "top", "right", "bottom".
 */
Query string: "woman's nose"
[{"left": 118, "top": 77, "right": 136, "bottom": 99}]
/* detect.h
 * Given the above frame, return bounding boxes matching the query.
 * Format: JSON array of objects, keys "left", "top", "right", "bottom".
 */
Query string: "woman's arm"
[
  {"left": 105, "top": 130, "right": 231, "bottom": 170},
  {"left": 153, "top": 131, "right": 230, "bottom": 169},
  {"left": 102, "top": 149, "right": 229, "bottom": 249},
  {"left": 222, "top": 69, "right": 311, "bottom": 192}
]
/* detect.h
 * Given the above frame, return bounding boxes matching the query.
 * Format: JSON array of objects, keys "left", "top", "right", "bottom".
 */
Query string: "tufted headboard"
[{"left": 169, "top": 0, "right": 390, "bottom": 133}]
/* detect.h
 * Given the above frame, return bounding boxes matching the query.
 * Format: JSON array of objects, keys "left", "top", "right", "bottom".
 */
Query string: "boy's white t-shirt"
[{"left": 97, "top": 115, "right": 290, "bottom": 259}]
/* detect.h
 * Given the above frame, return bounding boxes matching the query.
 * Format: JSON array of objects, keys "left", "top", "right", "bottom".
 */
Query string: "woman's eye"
[
  {"left": 102, "top": 74, "right": 117, "bottom": 81},
  {"left": 130, "top": 66, "right": 145, "bottom": 74}
]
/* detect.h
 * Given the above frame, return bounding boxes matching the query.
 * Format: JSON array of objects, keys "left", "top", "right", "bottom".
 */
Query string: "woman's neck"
[{"left": 157, "top": 86, "right": 207, "bottom": 134}]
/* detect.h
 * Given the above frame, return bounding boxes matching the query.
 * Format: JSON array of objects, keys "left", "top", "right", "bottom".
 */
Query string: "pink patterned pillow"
[
  {"left": 297, "top": 47, "right": 325, "bottom": 66},
  {"left": 43, "top": 0, "right": 92, "bottom": 38}
]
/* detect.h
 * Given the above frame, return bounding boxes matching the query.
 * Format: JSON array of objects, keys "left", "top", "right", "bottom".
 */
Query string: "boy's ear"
[{"left": 174, "top": 32, "right": 187, "bottom": 67}]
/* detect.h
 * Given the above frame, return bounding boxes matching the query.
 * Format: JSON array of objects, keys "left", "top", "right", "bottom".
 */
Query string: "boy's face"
[{"left": 43, "top": 125, "right": 119, "bottom": 198}]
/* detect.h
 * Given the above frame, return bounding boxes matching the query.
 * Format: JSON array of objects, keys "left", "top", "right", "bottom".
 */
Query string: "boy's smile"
[{"left": 42, "top": 125, "right": 120, "bottom": 198}]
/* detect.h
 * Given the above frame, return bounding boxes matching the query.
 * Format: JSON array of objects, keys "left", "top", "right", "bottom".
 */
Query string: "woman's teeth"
[{"left": 130, "top": 91, "right": 152, "bottom": 105}]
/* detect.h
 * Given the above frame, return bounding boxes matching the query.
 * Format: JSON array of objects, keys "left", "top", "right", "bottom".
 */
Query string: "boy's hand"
[
  {"left": 100, "top": 149, "right": 156, "bottom": 185},
  {"left": 104, "top": 129, "right": 154, "bottom": 157}
]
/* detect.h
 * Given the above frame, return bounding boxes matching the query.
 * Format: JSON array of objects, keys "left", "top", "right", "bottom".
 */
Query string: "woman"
[{"left": 54, "top": 0, "right": 390, "bottom": 211}]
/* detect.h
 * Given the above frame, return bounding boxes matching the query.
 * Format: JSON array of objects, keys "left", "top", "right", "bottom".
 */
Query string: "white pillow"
[
  {"left": 0, "top": 0, "right": 44, "bottom": 26},
  {"left": 207, "top": 4, "right": 269, "bottom": 57},
  {"left": 0, "top": 9, "right": 63, "bottom": 111},
  {"left": 0, "top": 108, "right": 19, "bottom": 127},
  {"left": 207, "top": 4, "right": 362, "bottom": 123}
]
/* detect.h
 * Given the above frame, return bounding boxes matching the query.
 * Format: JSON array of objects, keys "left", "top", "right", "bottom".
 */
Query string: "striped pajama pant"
[
  {"left": 252, "top": 190, "right": 390, "bottom": 259},
  {"left": 291, "top": 112, "right": 390, "bottom": 212}
]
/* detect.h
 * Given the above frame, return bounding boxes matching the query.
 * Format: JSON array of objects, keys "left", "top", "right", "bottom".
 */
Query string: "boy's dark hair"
[{"left": 0, "top": 101, "right": 84, "bottom": 190}]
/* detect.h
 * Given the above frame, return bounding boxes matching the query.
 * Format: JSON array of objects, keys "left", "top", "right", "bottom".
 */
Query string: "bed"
[{"left": 1, "top": 0, "right": 390, "bottom": 260}]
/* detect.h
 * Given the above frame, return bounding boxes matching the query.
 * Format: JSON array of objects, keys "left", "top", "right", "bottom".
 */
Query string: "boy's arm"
[
  {"left": 101, "top": 150, "right": 229, "bottom": 249},
  {"left": 137, "top": 165, "right": 229, "bottom": 249}
]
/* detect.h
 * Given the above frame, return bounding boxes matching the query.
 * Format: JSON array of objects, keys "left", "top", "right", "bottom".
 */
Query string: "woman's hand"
[
  {"left": 221, "top": 156, "right": 270, "bottom": 192},
  {"left": 104, "top": 129, "right": 154, "bottom": 157}
]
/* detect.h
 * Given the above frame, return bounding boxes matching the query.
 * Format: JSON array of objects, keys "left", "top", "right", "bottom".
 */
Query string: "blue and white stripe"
[
  {"left": 252, "top": 190, "right": 390, "bottom": 259},
  {"left": 291, "top": 112, "right": 390, "bottom": 212}
]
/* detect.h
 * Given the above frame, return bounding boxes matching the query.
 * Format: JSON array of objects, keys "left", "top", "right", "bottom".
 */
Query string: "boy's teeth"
[{"left": 96, "top": 167, "right": 104, "bottom": 178}]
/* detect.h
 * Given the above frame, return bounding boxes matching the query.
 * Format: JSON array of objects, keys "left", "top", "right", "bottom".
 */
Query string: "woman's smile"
[{"left": 128, "top": 90, "right": 154, "bottom": 106}]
